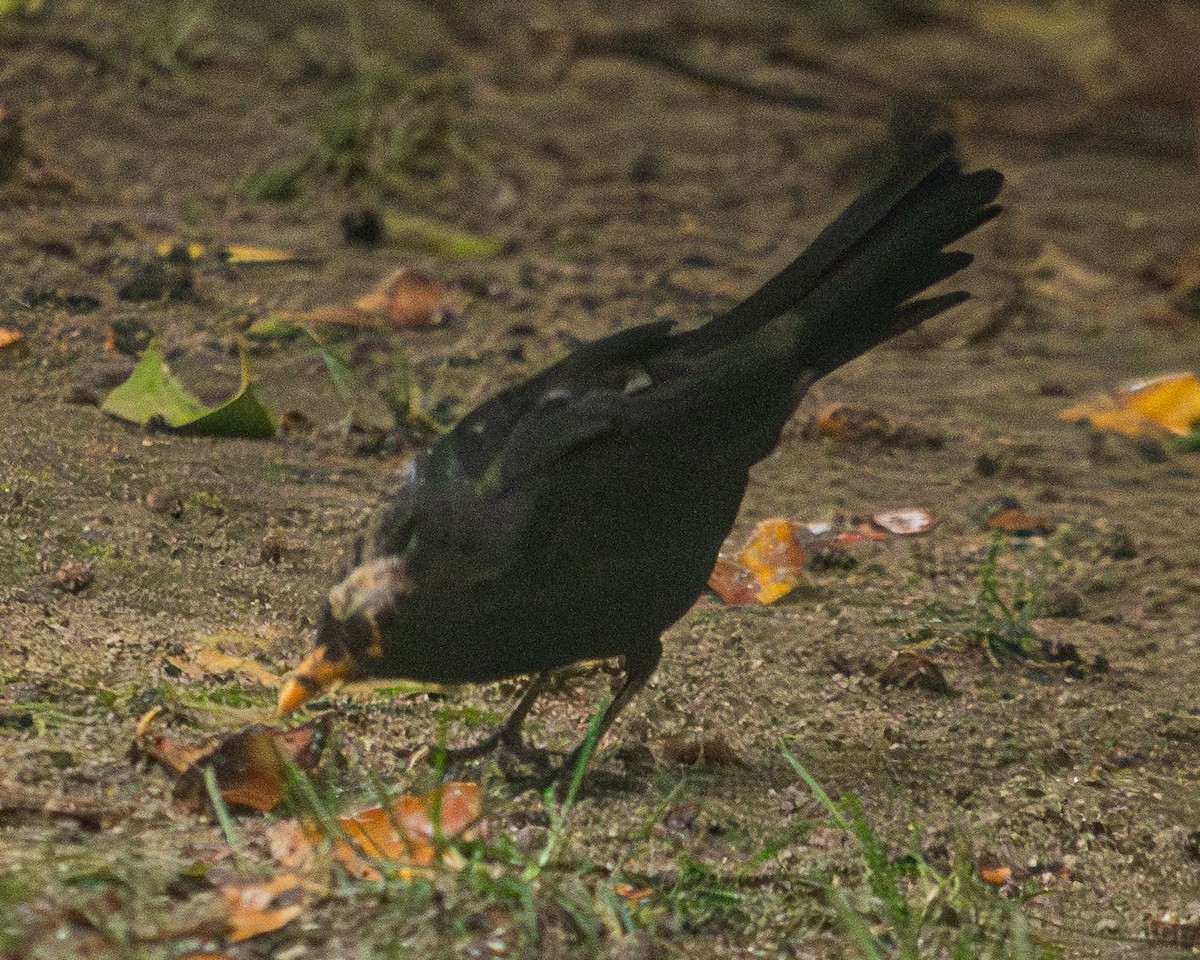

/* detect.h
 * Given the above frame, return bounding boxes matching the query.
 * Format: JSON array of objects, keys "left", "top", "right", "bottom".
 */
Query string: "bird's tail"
[{"left": 692, "top": 132, "right": 1003, "bottom": 377}]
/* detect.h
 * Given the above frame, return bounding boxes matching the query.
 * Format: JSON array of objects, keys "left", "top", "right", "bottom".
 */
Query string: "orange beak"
[{"left": 277, "top": 645, "right": 356, "bottom": 715}]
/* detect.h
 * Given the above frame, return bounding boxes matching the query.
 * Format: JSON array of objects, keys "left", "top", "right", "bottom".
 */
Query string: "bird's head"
[{"left": 277, "top": 555, "right": 414, "bottom": 714}]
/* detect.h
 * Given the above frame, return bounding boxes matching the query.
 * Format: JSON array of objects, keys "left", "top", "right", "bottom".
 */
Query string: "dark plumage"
[{"left": 279, "top": 132, "right": 1003, "bottom": 772}]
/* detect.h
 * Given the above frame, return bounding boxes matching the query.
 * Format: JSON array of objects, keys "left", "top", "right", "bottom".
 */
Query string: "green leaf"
[
  {"left": 102, "top": 342, "right": 277, "bottom": 438},
  {"left": 1167, "top": 428, "right": 1200, "bottom": 453},
  {"left": 381, "top": 212, "right": 506, "bottom": 258},
  {"left": 244, "top": 314, "right": 304, "bottom": 342}
]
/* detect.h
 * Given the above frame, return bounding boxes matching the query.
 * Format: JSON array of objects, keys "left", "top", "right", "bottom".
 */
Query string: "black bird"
[{"left": 278, "top": 132, "right": 1003, "bottom": 771}]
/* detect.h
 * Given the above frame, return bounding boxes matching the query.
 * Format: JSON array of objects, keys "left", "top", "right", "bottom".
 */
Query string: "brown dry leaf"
[
  {"left": 614, "top": 883, "right": 653, "bottom": 905},
  {"left": 707, "top": 557, "right": 761, "bottom": 606},
  {"left": 1060, "top": 371, "right": 1200, "bottom": 439},
  {"left": 166, "top": 645, "right": 280, "bottom": 688},
  {"left": 319, "top": 782, "right": 482, "bottom": 881},
  {"left": 221, "top": 874, "right": 306, "bottom": 942},
  {"left": 977, "top": 852, "right": 1014, "bottom": 887},
  {"left": 0, "top": 327, "right": 23, "bottom": 351},
  {"left": 280, "top": 303, "right": 373, "bottom": 327},
  {"left": 266, "top": 819, "right": 317, "bottom": 873},
  {"left": 135, "top": 731, "right": 219, "bottom": 776},
  {"left": 50, "top": 558, "right": 93, "bottom": 593},
  {"left": 708, "top": 518, "right": 806, "bottom": 605},
  {"left": 657, "top": 734, "right": 746, "bottom": 767},
  {"left": 878, "top": 650, "right": 950, "bottom": 694},
  {"left": 986, "top": 506, "right": 1056, "bottom": 536},
  {"left": 806, "top": 402, "right": 891, "bottom": 442},
  {"left": 134, "top": 715, "right": 327, "bottom": 813},
  {"left": 1146, "top": 913, "right": 1200, "bottom": 948},
  {"left": 352, "top": 267, "right": 451, "bottom": 329}
]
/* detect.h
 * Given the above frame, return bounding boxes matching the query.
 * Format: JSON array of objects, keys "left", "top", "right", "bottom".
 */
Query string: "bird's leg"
[
  {"left": 559, "top": 637, "right": 662, "bottom": 782},
  {"left": 441, "top": 674, "right": 550, "bottom": 761}
]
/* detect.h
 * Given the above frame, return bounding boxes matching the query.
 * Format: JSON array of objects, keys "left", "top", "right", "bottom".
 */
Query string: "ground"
[{"left": 2, "top": 1, "right": 1200, "bottom": 958}]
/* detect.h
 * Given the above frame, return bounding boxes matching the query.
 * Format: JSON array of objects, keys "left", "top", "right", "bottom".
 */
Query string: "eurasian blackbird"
[{"left": 278, "top": 132, "right": 1003, "bottom": 772}]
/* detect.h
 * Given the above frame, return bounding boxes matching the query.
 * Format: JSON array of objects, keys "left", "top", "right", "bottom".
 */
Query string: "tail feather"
[{"left": 690, "top": 134, "right": 1002, "bottom": 371}]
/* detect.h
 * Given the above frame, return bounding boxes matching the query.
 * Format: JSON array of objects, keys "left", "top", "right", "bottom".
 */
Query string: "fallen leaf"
[
  {"left": 1146, "top": 913, "right": 1200, "bottom": 948},
  {"left": 102, "top": 342, "right": 276, "bottom": 438},
  {"left": 166, "top": 645, "right": 280, "bottom": 688},
  {"left": 806, "top": 402, "right": 892, "bottom": 442},
  {"left": 353, "top": 267, "right": 451, "bottom": 329},
  {"left": 708, "top": 518, "right": 806, "bottom": 605},
  {"left": 133, "top": 717, "right": 327, "bottom": 814},
  {"left": 222, "top": 874, "right": 306, "bottom": 942},
  {"left": 222, "top": 245, "right": 302, "bottom": 265},
  {"left": 380, "top": 212, "right": 507, "bottom": 258},
  {"left": 1028, "top": 243, "right": 1116, "bottom": 310},
  {"left": 878, "top": 650, "right": 950, "bottom": 694},
  {"left": 615, "top": 883, "right": 653, "bottom": 904},
  {"left": 0, "top": 327, "right": 23, "bottom": 351},
  {"left": 872, "top": 508, "right": 935, "bottom": 536},
  {"left": 1060, "top": 371, "right": 1200, "bottom": 441},
  {"left": 985, "top": 506, "right": 1056, "bottom": 536},
  {"left": 295, "top": 782, "right": 483, "bottom": 882},
  {"left": 266, "top": 820, "right": 316, "bottom": 873},
  {"left": 51, "top": 558, "right": 93, "bottom": 593},
  {"left": 977, "top": 853, "right": 1014, "bottom": 886}
]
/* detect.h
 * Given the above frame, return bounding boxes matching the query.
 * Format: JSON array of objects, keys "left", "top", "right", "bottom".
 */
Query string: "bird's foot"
[{"left": 435, "top": 730, "right": 553, "bottom": 766}]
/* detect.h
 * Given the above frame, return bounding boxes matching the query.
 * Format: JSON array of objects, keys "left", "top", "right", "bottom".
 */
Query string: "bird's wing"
[
  {"left": 426, "top": 319, "right": 676, "bottom": 485},
  {"left": 370, "top": 320, "right": 677, "bottom": 586}
]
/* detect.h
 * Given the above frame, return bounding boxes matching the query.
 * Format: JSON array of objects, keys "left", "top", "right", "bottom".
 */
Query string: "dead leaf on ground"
[
  {"left": 0, "top": 327, "right": 23, "bottom": 351},
  {"left": 132, "top": 715, "right": 327, "bottom": 814},
  {"left": 878, "top": 650, "right": 951, "bottom": 694},
  {"left": 1146, "top": 913, "right": 1200, "bottom": 948},
  {"left": 269, "top": 782, "right": 482, "bottom": 882},
  {"left": 166, "top": 645, "right": 281, "bottom": 689},
  {"left": 266, "top": 819, "right": 316, "bottom": 873},
  {"left": 1028, "top": 243, "right": 1117, "bottom": 310},
  {"left": 51, "top": 558, "right": 93, "bottom": 593},
  {"left": 708, "top": 517, "right": 806, "bottom": 605},
  {"left": 977, "top": 852, "right": 1015, "bottom": 887},
  {"left": 985, "top": 506, "right": 1056, "bottom": 536},
  {"left": 221, "top": 874, "right": 307, "bottom": 942},
  {"left": 1060, "top": 371, "right": 1200, "bottom": 442},
  {"left": 806, "top": 402, "right": 892, "bottom": 442},
  {"left": 872, "top": 508, "right": 935, "bottom": 536},
  {"left": 353, "top": 268, "right": 452, "bottom": 328},
  {"left": 282, "top": 267, "right": 454, "bottom": 330}
]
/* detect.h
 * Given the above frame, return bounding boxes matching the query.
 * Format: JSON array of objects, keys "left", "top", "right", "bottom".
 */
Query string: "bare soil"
[{"left": 2, "top": 2, "right": 1199, "bottom": 958}]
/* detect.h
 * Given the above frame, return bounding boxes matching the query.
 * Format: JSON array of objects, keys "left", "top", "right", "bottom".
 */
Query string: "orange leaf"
[
  {"left": 985, "top": 506, "right": 1055, "bottom": 535},
  {"left": 1060, "top": 371, "right": 1200, "bottom": 439},
  {"left": 221, "top": 874, "right": 306, "bottom": 942},
  {"left": 353, "top": 267, "right": 450, "bottom": 329},
  {"left": 0, "top": 328, "right": 23, "bottom": 351},
  {"left": 977, "top": 853, "right": 1013, "bottom": 886},
  {"left": 324, "top": 782, "right": 481, "bottom": 880},
  {"left": 709, "top": 518, "right": 806, "bottom": 606}
]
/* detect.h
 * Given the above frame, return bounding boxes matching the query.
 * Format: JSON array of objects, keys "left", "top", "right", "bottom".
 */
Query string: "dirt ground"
[{"left": 2, "top": 1, "right": 1200, "bottom": 958}]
